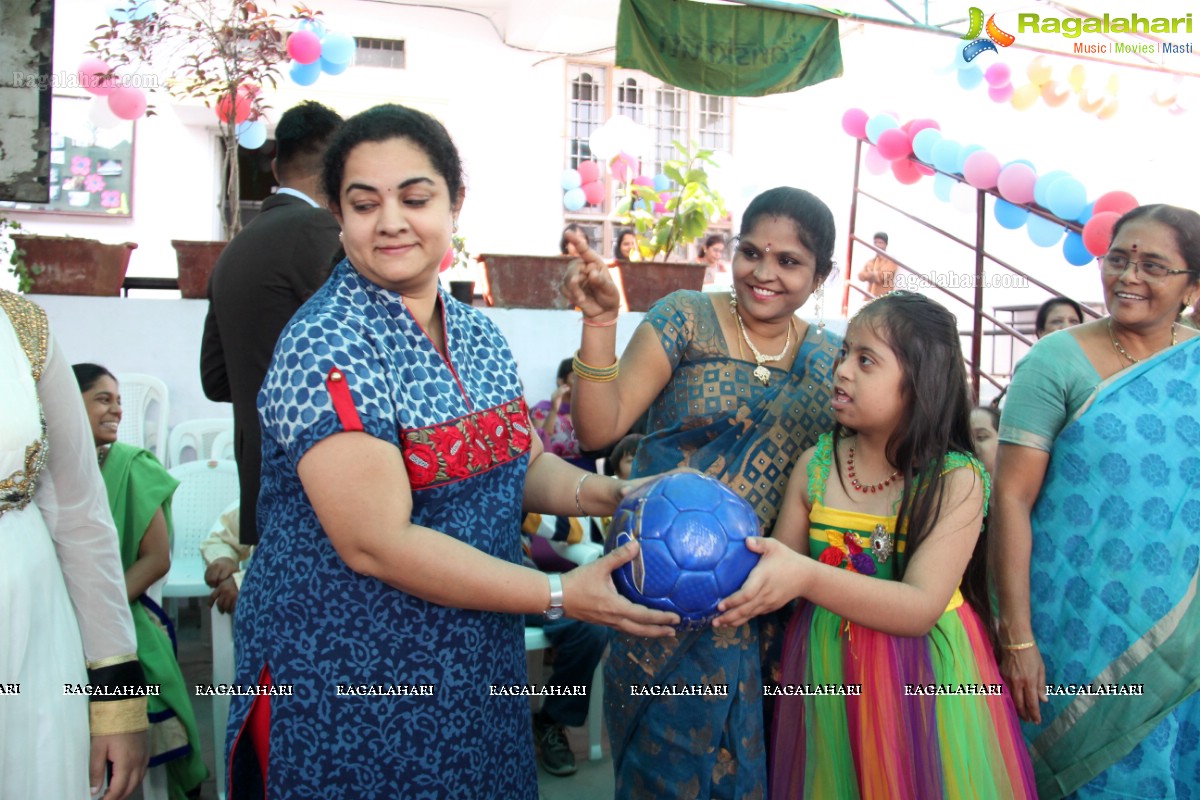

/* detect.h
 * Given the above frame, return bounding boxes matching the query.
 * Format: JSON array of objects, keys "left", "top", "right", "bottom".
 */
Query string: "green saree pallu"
[
  {"left": 604, "top": 291, "right": 840, "bottom": 799},
  {"left": 101, "top": 442, "right": 209, "bottom": 799},
  {"left": 1021, "top": 337, "right": 1200, "bottom": 798}
]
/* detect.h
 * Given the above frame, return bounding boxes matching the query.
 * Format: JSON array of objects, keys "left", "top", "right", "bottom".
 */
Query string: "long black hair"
[
  {"left": 739, "top": 187, "right": 837, "bottom": 283},
  {"left": 832, "top": 292, "right": 993, "bottom": 639}
]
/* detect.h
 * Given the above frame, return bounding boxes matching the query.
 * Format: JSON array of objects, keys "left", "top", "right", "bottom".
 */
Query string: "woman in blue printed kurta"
[{"left": 225, "top": 104, "right": 676, "bottom": 800}]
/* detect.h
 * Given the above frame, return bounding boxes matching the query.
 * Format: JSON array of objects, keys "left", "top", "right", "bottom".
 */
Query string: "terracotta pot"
[
  {"left": 479, "top": 254, "right": 575, "bottom": 309},
  {"left": 616, "top": 261, "right": 707, "bottom": 312},
  {"left": 448, "top": 280, "right": 475, "bottom": 305},
  {"left": 172, "top": 240, "right": 228, "bottom": 299},
  {"left": 12, "top": 235, "right": 137, "bottom": 296}
]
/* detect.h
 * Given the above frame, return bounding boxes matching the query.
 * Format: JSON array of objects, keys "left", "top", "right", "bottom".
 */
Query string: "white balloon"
[
  {"left": 590, "top": 114, "right": 654, "bottom": 161},
  {"left": 89, "top": 95, "right": 123, "bottom": 129},
  {"left": 588, "top": 126, "right": 616, "bottom": 162}
]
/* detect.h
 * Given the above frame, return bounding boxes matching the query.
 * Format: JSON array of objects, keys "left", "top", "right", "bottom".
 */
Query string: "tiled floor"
[{"left": 169, "top": 603, "right": 614, "bottom": 800}]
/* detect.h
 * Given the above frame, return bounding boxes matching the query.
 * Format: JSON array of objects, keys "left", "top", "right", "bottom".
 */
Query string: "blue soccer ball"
[{"left": 604, "top": 472, "right": 761, "bottom": 629}]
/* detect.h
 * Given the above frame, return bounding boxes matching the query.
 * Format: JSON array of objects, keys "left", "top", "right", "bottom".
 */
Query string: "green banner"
[{"left": 616, "top": 0, "right": 843, "bottom": 97}]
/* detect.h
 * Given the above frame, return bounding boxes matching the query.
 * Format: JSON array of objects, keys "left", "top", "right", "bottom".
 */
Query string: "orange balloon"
[
  {"left": 1027, "top": 56, "right": 1052, "bottom": 86},
  {"left": 1097, "top": 99, "right": 1119, "bottom": 120},
  {"left": 1042, "top": 81, "right": 1071, "bottom": 107},
  {"left": 1011, "top": 83, "right": 1041, "bottom": 111},
  {"left": 1078, "top": 90, "right": 1105, "bottom": 113},
  {"left": 1151, "top": 86, "right": 1178, "bottom": 107},
  {"left": 1067, "top": 65, "right": 1086, "bottom": 93}
]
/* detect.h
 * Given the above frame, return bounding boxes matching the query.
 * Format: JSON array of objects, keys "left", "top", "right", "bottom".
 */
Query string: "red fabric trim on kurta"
[
  {"left": 326, "top": 367, "right": 364, "bottom": 432},
  {"left": 401, "top": 398, "right": 531, "bottom": 491}
]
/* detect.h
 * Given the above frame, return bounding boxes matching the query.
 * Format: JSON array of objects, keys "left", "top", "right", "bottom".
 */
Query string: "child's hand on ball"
[
  {"left": 562, "top": 541, "right": 679, "bottom": 637},
  {"left": 711, "top": 538, "right": 805, "bottom": 628}
]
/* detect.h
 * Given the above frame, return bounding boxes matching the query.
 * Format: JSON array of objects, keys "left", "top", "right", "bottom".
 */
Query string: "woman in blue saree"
[
  {"left": 993, "top": 204, "right": 1200, "bottom": 798},
  {"left": 562, "top": 187, "right": 842, "bottom": 798}
]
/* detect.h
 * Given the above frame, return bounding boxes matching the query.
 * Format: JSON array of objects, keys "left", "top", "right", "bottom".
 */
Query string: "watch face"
[{"left": 544, "top": 607, "right": 565, "bottom": 621}]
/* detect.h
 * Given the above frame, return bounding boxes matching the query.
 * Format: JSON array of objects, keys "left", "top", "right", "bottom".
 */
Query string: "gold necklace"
[
  {"left": 1108, "top": 318, "right": 1177, "bottom": 365},
  {"left": 730, "top": 298, "right": 794, "bottom": 385}
]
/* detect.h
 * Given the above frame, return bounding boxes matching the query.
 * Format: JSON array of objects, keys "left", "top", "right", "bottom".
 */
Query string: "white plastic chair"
[
  {"left": 167, "top": 417, "right": 234, "bottom": 468},
  {"left": 211, "top": 603, "right": 235, "bottom": 800},
  {"left": 210, "top": 428, "right": 236, "bottom": 461},
  {"left": 163, "top": 460, "right": 240, "bottom": 600},
  {"left": 524, "top": 540, "right": 606, "bottom": 761},
  {"left": 115, "top": 373, "right": 169, "bottom": 465}
]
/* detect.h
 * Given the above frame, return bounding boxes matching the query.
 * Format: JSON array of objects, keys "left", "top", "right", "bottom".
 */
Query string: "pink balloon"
[
  {"left": 653, "top": 201, "right": 667, "bottom": 214},
  {"left": 611, "top": 152, "right": 636, "bottom": 183},
  {"left": 632, "top": 175, "right": 654, "bottom": 188},
  {"left": 988, "top": 84, "right": 1014, "bottom": 103},
  {"left": 997, "top": 163, "right": 1037, "bottom": 205},
  {"left": 577, "top": 161, "right": 600, "bottom": 184},
  {"left": 287, "top": 30, "right": 322, "bottom": 64},
  {"left": 1083, "top": 211, "right": 1121, "bottom": 256},
  {"left": 107, "top": 87, "right": 146, "bottom": 120},
  {"left": 891, "top": 158, "right": 922, "bottom": 185},
  {"left": 439, "top": 247, "right": 454, "bottom": 273},
  {"left": 962, "top": 151, "right": 1001, "bottom": 189},
  {"left": 905, "top": 118, "right": 940, "bottom": 137},
  {"left": 984, "top": 63, "right": 1012, "bottom": 88},
  {"left": 78, "top": 58, "right": 117, "bottom": 97},
  {"left": 914, "top": 163, "right": 935, "bottom": 177},
  {"left": 864, "top": 145, "right": 889, "bottom": 176},
  {"left": 1092, "top": 190, "right": 1139, "bottom": 217},
  {"left": 875, "top": 128, "right": 912, "bottom": 161},
  {"left": 581, "top": 180, "right": 605, "bottom": 205},
  {"left": 841, "top": 108, "right": 868, "bottom": 139}
]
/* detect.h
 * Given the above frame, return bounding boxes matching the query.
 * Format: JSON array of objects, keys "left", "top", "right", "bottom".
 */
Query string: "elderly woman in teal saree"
[
  {"left": 562, "top": 187, "right": 841, "bottom": 799},
  {"left": 993, "top": 204, "right": 1200, "bottom": 798}
]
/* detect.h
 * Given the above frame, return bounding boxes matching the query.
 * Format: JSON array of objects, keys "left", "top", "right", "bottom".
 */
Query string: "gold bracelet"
[
  {"left": 999, "top": 641, "right": 1037, "bottom": 651},
  {"left": 572, "top": 350, "right": 619, "bottom": 383},
  {"left": 582, "top": 315, "right": 619, "bottom": 328},
  {"left": 574, "top": 473, "right": 590, "bottom": 516}
]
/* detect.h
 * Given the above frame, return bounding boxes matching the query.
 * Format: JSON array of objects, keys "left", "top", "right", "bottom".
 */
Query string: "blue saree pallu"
[{"left": 1025, "top": 337, "right": 1200, "bottom": 798}]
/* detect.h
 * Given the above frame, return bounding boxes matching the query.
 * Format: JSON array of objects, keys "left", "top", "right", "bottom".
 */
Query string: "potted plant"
[
  {"left": 1, "top": 215, "right": 31, "bottom": 293},
  {"left": 9, "top": 234, "right": 137, "bottom": 296},
  {"left": 614, "top": 140, "right": 728, "bottom": 311},
  {"left": 91, "top": 0, "right": 313, "bottom": 295},
  {"left": 442, "top": 234, "right": 477, "bottom": 304}
]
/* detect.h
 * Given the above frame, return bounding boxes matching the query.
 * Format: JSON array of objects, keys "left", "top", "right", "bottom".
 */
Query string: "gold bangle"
[
  {"left": 572, "top": 350, "right": 619, "bottom": 383},
  {"left": 1000, "top": 641, "right": 1037, "bottom": 651},
  {"left": 582, "top": 315, "right": 619, "bottom": 328},
  {"left": 574, "top": 473, "right": 589, "bottom": 516}
]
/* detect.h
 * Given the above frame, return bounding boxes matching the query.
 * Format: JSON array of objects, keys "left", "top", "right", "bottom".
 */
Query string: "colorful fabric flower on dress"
[
  {"left": 404, "top": 440, "right": 439, "bottom": 486},
  {"left": 431, "top": 426, "right": 470, "bottom": 478},
  {"left": 817, "top": 529, "right": 877, "bottom": 576},
  {"left": 84, "top": 174, "right": 106, "bottom": 193},
  {"left": 464, "top": 421, "right": 492, "bottom": 470},
  {"left": 504, "top": 405, "right": 532, "bottom": 452},
  {"left": 477, "top": 410, "right": 507, "bottom": 457},
  {"left": 70, "top": 156, "right": 92, "bottom": 176}
]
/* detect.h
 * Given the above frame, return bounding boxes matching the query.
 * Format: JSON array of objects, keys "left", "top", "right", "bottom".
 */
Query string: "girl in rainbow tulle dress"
[{"left": 715, "top": 292, "right": 1036, "bottom": 798}]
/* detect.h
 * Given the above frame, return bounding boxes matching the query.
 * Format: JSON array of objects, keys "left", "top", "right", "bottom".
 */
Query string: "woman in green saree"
[
  {"left": 562, "top": 187, "right": 842, "bottom": 799},
  {"left": 992, "top": 205, "right": 1200, "bottom": 798},
  {"left": 75, "top": 364, "right": 208, "bottom": 800}
]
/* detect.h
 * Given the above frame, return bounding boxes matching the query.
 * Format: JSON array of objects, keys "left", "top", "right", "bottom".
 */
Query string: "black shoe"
[{"left": 533, "top": 712, "right": 577, "bottom": 776}]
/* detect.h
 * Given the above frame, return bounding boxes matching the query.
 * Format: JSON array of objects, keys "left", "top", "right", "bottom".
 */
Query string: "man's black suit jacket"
[{"left": 200, "top": 192, "right": 341, "bottom": 545}]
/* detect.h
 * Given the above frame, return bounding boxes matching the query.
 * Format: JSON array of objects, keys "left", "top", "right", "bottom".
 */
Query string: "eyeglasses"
[{"left": 1098, "top": 253, "right": 1194, "bottom": 283}]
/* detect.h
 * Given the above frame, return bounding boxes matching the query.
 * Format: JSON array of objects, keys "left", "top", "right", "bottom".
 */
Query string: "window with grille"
[
  {"left": 356, "top": 38, "right": 406, "bottom": 69},
  {"left": 565, "top": 63, "right": 733, "bottom": 257}
]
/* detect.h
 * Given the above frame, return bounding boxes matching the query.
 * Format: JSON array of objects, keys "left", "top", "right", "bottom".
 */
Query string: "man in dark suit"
[{"left": 200, "top": 101, "right": 343, "bottom": 546}]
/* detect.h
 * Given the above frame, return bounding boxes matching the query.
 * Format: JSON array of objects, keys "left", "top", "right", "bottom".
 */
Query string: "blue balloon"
[
  {"left": 106, "top": 4, "right": 130, "bottom": 21},
  {"left": 320, "top": 56, "right": 349, "bottom": 76},
  {"left": 912, "top": 129, "right": 943, "bottom": 163},
  {"left": 320, "top": 31, "right": 356, "bottom": 65},
  {"left": 130, "top": 0, "right": 156, "bottom": 20},
  {"left": 1046, "top": 177, "right": 1087, "bottom": 220},
  {"left": 933, "top": 173, "right": 956, "bottom": 202},
  {"left": 289, "top": 59, "right": 321, "bottom": 86},
  {"left": 1005, "top": 158, "right": 1037, "bottom": 171},
  {"left": 994, "top": 199, "right": 1029, "bottom": 230},
  {"left": 560, "top": 169, "right": 582, "bottom": 191},
  {"left": 653, "top": 173, "right": 671, "bottom": 192},
  {"left": 957, "top": 67, "right": 984, "bottom": 90},
  {"left": 236, "top": 120, "right": 267, "bottom": 150},
  {"left": 865, "top": 114, "right": 899, "bottom": 145},
  {"left": 1062, "top": 231, "right": 1093, "bottom": 266},
  {"left": 563, "top": 187, "right": 586, "bottom": 211},
  {"left": 1075, "top": 200, "right": 1095, "bottom": 225},
  {"left": 298, "top": 18, "right": 326, "bottom": 38},
  {"left": 931, "top": 139, "right": 963, "bottom": 174},
  {"left": 1033, "top": 170, "right": 1070, "bottom": 209},
  {"left": 1027, "top": 214, "right": 1064, "bottom": 247}
]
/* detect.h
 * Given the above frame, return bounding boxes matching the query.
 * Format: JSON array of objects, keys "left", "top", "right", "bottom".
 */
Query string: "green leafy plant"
[
  {"left": 89, "top": 0, "right": 317, "bottom": 238},
  {"left": 1, "top": 216, "right": 36, "bottom": 293},
  {"left": 615, "top": 140, "right": 728, "bottom": 262}
]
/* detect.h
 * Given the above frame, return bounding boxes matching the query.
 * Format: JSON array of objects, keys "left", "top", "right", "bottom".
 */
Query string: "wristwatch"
[{"left": 544, "top": 573, "right": 565, "bottom": 621}]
